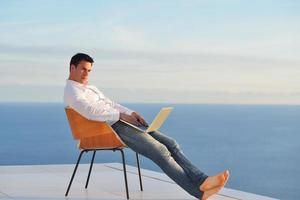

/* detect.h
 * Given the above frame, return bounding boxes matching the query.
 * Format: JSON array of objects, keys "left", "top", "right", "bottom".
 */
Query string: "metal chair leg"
[
  {"left": 119, "top": 149, "right": 129, "bottom": 199},
  {"left": 65, "top": 150, "right": 86, "bottom": 196},
  {"left": 85, "top": 150, "right": 96, "bottom": 189},
  {"left": 136, "top": 153, "right": 143, "bottom": 191},
  {"left": 65, "top": 148, "right": 142, "bottom": 198}
]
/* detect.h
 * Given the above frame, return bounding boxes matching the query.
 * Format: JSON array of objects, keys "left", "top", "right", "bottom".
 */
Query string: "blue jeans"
[{"left": 112, "top": 121, "right": 208, "bottom": 199}]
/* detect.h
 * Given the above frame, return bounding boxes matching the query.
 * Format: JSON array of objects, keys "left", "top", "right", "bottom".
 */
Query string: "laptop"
[{"left": 120, "top": 107, "right": 173, "bottom": 133}]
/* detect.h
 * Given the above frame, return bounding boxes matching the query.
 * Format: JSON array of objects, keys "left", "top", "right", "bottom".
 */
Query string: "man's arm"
[
  {"left": 120, "top": 113, "right": 140, "bottom": 126},
  {"left": 115, "top": 103, "right": 148, "bottom": 126},
  {"left": 131, "top": 112, "right": 148, "bottom": 127},
  {"left": 70, "top": 96, "right": 144, "bottom": 126},
  {"left": 69, "top": 95, "right": 120, "bottom": 123},
  {"left": 109, "top": 97, "right": 148, "bottom": 126}
]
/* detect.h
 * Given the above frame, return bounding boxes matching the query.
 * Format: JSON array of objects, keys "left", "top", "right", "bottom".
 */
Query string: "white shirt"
[{"left": 64, "top": 79, "right": 134, "bottom": 124}]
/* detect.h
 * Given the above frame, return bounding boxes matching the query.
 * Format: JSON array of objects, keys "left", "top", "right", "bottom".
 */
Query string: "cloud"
[
  {"left": 109, "top": 26, "right": 151, "bottom": 50},
  {"left": 1, "top": 44, "right": 300, "bottom": 94},
  {"left": 1, "top": 0, "right": 299, "bottom": 103}
]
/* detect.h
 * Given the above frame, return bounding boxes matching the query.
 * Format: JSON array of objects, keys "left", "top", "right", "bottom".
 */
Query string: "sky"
[{"left": 1, "top": 0, "right": 300, "bottom": 104}]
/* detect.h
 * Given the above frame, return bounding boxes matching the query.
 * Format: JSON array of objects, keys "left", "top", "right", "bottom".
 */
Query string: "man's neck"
[{"left": 68, "top": 77, "right": 89, "bottom": 86}]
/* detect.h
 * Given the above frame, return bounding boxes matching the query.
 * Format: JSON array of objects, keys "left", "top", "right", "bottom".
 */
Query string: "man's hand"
[
  {"left": 131, "top": 112, "right": 148, "bottom": 127},
  {"left": 120, "top": 113, "right": 140, "bottom": 126}
]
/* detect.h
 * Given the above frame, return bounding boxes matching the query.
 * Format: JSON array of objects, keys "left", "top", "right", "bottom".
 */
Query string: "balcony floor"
[{"left": 0, "top": 163, "right": 277, "bottom": 200}]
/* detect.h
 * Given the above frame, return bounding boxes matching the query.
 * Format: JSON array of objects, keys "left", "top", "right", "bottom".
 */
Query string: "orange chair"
[{"left": 64, "top": 108, "right": 143, "bottom": 199}]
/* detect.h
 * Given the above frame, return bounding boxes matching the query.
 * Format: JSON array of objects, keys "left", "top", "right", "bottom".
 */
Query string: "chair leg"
[
  {"left": 119, "top": 149, "right": 129, "bottom": 199},
  {"left": 65, "top": 150, "right": 86, "bottom": 197},
  {"left": 85, "top": 150, "right": 96, "bottom": 189},
  {"left": 136, "top": 153, "right": 143, "bottom": 191}
]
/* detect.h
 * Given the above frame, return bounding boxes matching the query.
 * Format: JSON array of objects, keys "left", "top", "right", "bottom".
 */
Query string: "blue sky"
[{"left": 1, "top": 0, "right": 300, "bottom": 104}]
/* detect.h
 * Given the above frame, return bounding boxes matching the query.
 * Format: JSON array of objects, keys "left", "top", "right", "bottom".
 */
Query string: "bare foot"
[
  {"left": 201, "top": 185, "right": 223, "bottom": 200},
  {"left": 199, "top": 170, "right": 230, "bottom": 191}
]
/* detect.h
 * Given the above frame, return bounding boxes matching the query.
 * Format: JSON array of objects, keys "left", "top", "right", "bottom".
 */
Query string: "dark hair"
[{"left": 69, "top": 53, "right": 94, "bottom": 71}]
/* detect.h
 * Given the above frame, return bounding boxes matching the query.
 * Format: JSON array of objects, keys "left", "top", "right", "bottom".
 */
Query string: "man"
[{"left": 64, "top": 53, "right": 229, "bottom": 200}]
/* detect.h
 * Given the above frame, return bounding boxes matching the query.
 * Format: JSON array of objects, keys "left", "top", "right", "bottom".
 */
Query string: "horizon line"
[{"left": 1, "top": 101, "right": 300, "bottom": 106}]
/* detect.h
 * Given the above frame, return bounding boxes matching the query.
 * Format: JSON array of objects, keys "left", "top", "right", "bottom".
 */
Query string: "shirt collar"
[{"left": 66, "top": 79, "right": 98, "bottom": 91}]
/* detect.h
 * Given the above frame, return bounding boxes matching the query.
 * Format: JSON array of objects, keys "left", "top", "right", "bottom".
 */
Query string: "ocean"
[{"left": 0, "top": 103, "right": 299, "bottom": 200}]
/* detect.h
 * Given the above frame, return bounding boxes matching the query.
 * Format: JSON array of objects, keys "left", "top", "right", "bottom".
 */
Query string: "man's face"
[{"left": 70, "top": 60, "right": 92, "bottom": 85}]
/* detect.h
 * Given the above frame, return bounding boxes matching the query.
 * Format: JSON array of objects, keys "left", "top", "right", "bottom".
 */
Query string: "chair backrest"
[{"left": 65, "top": 108, "right": 125, "bottom": 149}]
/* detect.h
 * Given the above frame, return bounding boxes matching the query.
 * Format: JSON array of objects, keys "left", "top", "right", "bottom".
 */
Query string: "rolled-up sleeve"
[
  {"left": 114, "top": 103, "right": 134, "bottom": 115},
  {"left": 100, "top": 92, "right": 134, "bottom": 115}
]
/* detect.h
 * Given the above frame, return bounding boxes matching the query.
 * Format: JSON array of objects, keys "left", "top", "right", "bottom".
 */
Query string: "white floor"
[{"left": 0, "top": 163, "right": 277, "bottom": 200}]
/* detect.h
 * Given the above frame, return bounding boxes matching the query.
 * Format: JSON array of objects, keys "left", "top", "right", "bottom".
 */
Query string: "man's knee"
[
  {"left": 156, "top": 132, "right": 181, "bottom": 150},
  {"left": 157, "top": 143, "right": 171, "bottom": 157},
  {"left": 167, "top": 137, "right": 181, "bottom": 151}
]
